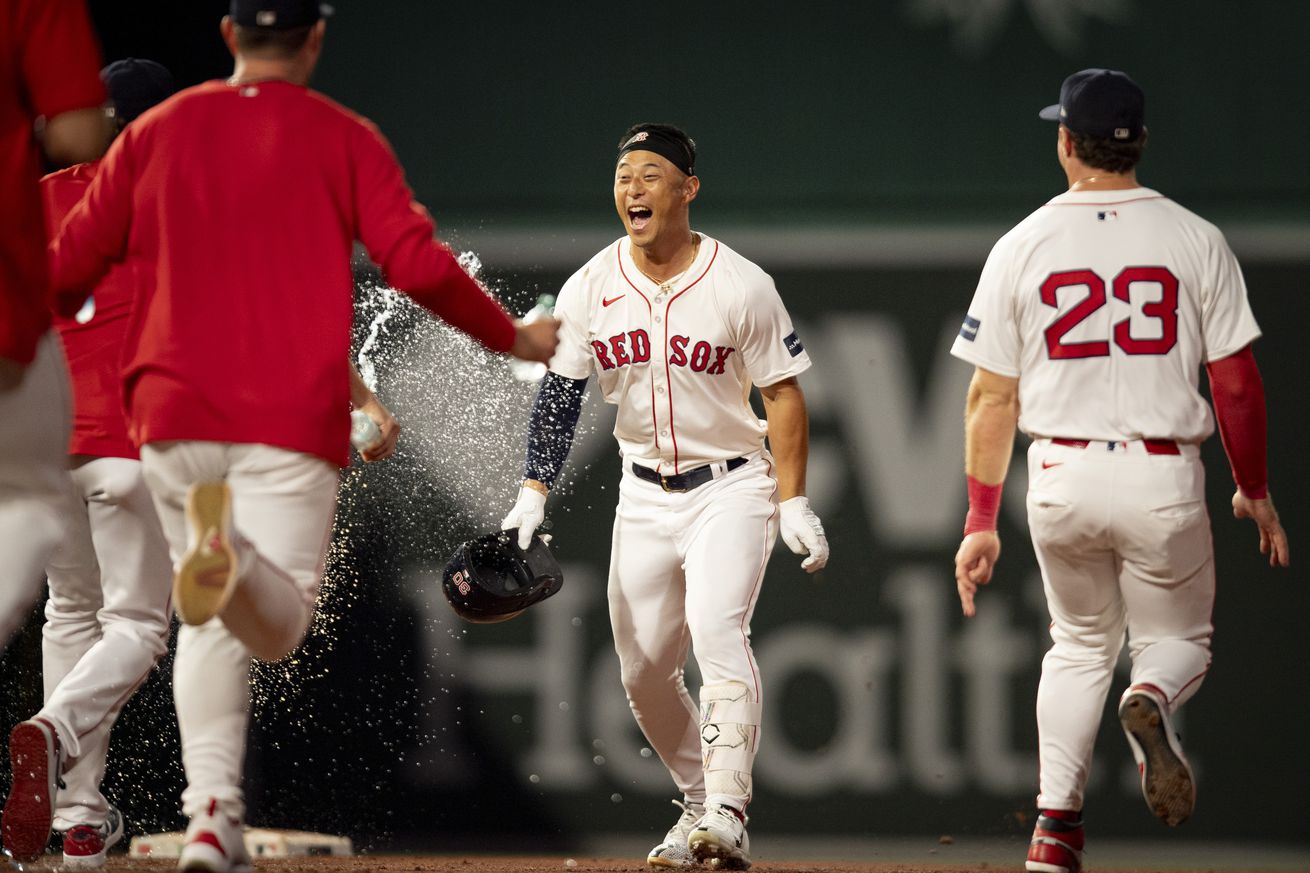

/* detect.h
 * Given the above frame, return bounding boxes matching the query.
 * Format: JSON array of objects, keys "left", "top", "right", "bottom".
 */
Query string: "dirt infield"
[
  {"left": 97, "top": 862, "right": 1009, "bottom": 873},
  {"left": 79, "top": 857, "right": 1305, "bottom": 873}
]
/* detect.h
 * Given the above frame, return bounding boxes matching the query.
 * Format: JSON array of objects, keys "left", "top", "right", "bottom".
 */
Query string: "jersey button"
[
  {"left": 660, "top": 430, "right": 669, "bottom": 437},
  {"left": 656, "top": 386, "right": 665, "bottom": 394},
  {"left": 654, "top": 315, "right": 662, "bottom": 323}
]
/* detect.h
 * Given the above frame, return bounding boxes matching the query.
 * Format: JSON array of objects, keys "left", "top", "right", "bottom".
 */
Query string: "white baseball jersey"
[
  {"left": 549, "top": 233, "right": 811, "bottom": 474},
  {"left": 950, "top": 187, "right": 1260, "bottom": 443}
]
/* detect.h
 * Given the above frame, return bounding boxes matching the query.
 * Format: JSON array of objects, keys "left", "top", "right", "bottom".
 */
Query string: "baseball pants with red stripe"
[{"left": 607, "top": 454, "right": 777, "bottom": 810}]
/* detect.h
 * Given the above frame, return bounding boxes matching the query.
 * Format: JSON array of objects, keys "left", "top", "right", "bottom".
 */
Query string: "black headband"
[{"left": 617, "top": 130, "right": 695, "bottom": 177}]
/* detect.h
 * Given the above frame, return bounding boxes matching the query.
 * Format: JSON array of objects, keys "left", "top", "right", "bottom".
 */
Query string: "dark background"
[{"left": 2, "top": 0, "right": 1306, "bottom": 860}]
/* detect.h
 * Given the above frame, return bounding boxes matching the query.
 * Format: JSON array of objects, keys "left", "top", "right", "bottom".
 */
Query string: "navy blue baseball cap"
[
  {"left": 230, "top": 0, "right": 333, "bottom": 29},
  {"left": 1039, "top": 68, "right": 1145, "bottom": 141},
  {"left": 101, "top": 59, "right": 174, "bottom": 124}
]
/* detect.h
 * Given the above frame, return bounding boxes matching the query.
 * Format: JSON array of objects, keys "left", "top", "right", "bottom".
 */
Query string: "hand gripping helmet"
[{"left": 441, "top": 531, "right": 564, "bottom": 623}]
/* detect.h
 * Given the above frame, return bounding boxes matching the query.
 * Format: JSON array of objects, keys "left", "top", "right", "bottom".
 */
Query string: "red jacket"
[{"left": 51, "top": 79, "right": 514, "bottom": 466}]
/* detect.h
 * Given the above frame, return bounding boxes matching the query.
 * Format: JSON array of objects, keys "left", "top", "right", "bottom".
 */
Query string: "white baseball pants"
[
  {"left": 0, "top": 333, "right": 74, "bottom": 649},
  {"left": 39, "top": 456, "right": 173, "bottom": 829},
  {"left": 1026, "top": 438, "right": 1214, "bottom": 812},
  {"left": 608, "top": 455, "right": 777, "bottom": 809},
  {"left": 139, "top": 441, "right": 338, "bottom": 818}
]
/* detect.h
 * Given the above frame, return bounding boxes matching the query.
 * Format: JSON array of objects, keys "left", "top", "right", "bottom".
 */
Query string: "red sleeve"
[
  {"left": 19, "top": 0, "right": 106, "bottom": 119},
  {"left": 1205, "top": 344, "right": 1268, "bottom": 499},
  {"left": 50, "top": 132, "right": 135, "bottom": 314},
  {"left": 349, "top": 121, "right": 515, "bottom": 353}
]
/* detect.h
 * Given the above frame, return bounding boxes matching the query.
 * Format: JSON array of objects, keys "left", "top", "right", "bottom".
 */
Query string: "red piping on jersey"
[
  {"left": 615, "top": 241, "right": 659, "bottom": 459},
  {"left": 741, "top": 457, "right": 775, "bottom": 702},
  {"left": 1043, "top": 195, "right": 1165, "bottom": 208},
  {"left": 660, "top": 241, "right": 719, "bottom": 473}
]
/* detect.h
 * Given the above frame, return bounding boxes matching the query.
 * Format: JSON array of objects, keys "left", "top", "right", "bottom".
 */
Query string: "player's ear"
[
  {"left": 310, "top": 18, "right": 326, "bottom": 52},
  {"left": 220, "top": 16, "right": 239, "bottom": 58},
  {"left": 683, "top": 174, "right": 700, "bottom": 205}
]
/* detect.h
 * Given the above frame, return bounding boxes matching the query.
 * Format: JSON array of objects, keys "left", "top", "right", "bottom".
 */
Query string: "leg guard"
[{"left": 699, "top": 682, "right": 761, "bottom": 808}]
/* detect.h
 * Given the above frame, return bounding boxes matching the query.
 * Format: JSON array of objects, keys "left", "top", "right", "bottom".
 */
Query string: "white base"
[{"left": 129, "top": 828, "right": 352, "bottom": 859}]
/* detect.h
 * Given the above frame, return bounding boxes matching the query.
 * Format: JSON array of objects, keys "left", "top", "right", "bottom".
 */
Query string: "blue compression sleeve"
[{"left": 525, "top": 372, "right": 588, "bottom": 488}]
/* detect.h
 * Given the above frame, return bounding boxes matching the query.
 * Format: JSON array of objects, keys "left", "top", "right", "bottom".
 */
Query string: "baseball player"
[
  {"left": 950, "top": 69, "right": 1289, "bottom": 873},
  {"left": 45, "top": 3, "right": 558, "bottom": 871},
  {"left": 2, "top": 59, "right": 176, "bottom": 871},
  {"left": 0, "top": 0, "right": 108, "bottom": 652},
  {"left": 502, "top": 122, "right": 829, "bottom": 870}
]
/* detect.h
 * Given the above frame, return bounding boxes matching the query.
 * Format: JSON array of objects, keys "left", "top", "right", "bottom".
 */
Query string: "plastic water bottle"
[
  {"left": 509, "top": 293, "right": 556, "bottom": 383},
  {"left": 350, "top": 409, "right": 383, "bottom": 452}
]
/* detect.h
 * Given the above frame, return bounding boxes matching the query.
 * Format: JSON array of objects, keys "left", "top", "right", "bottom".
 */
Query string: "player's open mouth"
[{"left": 628, "top": 207, "right": 652, "bottom": 231}]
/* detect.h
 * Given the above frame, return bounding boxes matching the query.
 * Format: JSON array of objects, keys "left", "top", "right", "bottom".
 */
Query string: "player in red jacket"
[
  {"left": 1, "top": 4, "right": 109, "bottom": 858},
  {"left": 46, "top": 2, "right": 557, "bottom": 869},
  {"left": 9, "top": 59, "right": 176, "bottom": 871},
  {"left": 0, "top": 0, "right": 109, "bottom": 652}
]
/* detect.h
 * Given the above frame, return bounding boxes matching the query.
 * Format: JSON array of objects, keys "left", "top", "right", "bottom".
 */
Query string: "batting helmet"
[{"left": 441, "top": 531, "right": 563, "bottom": 623}]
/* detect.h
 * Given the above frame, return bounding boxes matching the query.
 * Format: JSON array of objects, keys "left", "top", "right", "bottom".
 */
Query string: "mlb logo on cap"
[
  {"left": 230, "top": 0, "right": 333, "bottom": 29},
  {"left": 1039, "top": 68, "right": 1145, "bottom": 142}
]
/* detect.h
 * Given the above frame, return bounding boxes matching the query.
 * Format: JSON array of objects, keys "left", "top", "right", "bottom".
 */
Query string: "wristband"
[{"left": 964, "top": 474, "right": 1003, "bottom": 535}]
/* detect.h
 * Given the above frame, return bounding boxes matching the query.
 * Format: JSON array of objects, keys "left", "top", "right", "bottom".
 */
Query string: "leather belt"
[
  {"left": 1052, "top": 437, "right": 1180, "bottom": 455},
  {"left": 632, "top": 458, "right": 748, "bottom": 492}
]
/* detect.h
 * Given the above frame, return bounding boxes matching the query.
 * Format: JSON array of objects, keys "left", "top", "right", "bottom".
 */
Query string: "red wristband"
[{"left": 964, "top": 474, "right": 1003, "bottom": 535}]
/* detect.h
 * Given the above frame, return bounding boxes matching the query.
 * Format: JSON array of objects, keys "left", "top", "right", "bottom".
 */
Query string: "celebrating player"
[
  {"left": 502, "top": 122, "right": 828, "bottom": 870},
  {"left": 45, "top": 2, "right": 557, "bottom": 871},
  {"left": 2, "top": 59, "right": 175, "bottom": 870},
  {"left": 950, "top": 69, "right": 1290, "bottom": 873},
  {"left": 0, "top": 0, "right": 109, "bottom": 653}
]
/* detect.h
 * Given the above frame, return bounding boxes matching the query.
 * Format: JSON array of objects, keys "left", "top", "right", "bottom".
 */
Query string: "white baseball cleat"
[
  {"left": 175, "top": 482, "right": 240, "bottom": 626},
  {"left": 62, "top": 804, "right": 125, "bottom": 869},
  {"left": 1118, "top": 684, "right": 1196, "bottom": 827},
  {"left": 647, "top": 799, "right": 704, "bottom": 868},
  {"left": 177, "top": 798, "right": 251, "bottom": 873},
  {"left": 688, "top": 803, "right": 751, "bottom": 870}
]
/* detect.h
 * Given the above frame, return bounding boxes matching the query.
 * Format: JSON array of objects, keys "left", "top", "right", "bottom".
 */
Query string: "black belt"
[{"left": 632, "top": 458, "right": 748, "bottom": 492}]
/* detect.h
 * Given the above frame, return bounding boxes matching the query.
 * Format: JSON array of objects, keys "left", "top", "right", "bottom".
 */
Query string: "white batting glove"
[
  {"left": 501, "top": 485, "right": 548, "bottom": 551},
  {"left": 779, "top": 496, "right": 829, "bottom": 573}
]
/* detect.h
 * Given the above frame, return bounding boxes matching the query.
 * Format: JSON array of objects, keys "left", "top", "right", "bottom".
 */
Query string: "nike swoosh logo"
[
  {"left": 602, "top": 295, "right": 625, "bottom": 307},
  {"left": 1041, "top": 461, "right": 1062, "bottom": 469}
]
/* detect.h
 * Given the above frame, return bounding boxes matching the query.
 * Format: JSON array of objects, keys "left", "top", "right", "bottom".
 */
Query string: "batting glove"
[
  {"left": 779, "top": 496, "right": 829, "bottom": 573},
  {"left": 502, "top": 484, "right": 548, "bottom": 551}
]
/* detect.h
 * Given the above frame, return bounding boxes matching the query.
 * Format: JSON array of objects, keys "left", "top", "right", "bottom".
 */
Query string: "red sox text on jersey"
[{"left": 591, "top": 330, "right": 736, "bottom": 375}]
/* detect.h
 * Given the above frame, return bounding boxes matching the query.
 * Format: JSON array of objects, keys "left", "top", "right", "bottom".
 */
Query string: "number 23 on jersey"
[{"left": 1042, "top": 266, "right": 1178, "bottom": 359}]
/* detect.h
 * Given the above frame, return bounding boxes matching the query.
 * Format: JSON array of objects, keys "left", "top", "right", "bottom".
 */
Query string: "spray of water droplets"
[{"left": 243, "top": 255, "right": 608, "bottom": 843}]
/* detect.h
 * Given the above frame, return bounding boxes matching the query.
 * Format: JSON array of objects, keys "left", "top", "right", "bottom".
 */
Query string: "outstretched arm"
[
  {"left": 955, "top": 367, "right": 1020, "bottom": 617},
  {"left": 501, "top": 372, "right": 588, "bottom": 548},
  {"left": 1206, "top": 345, "right": 1289, "bottom": 567}
]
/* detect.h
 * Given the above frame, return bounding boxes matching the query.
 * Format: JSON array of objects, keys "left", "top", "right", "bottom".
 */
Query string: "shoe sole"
[
  {"left": 2, "top": 722, "right": 58, "bottom": 862},
  {"left": 1027, "top": 863, "right": 1077, "bottom": 873},
  {"left": 1119, "top": 691, "right": 1196, "bottom": 826},
  {"left": 178, "top": 842, "right": 231, "bottom": 873},
  {"left": 63, "top": 850, "right": 109, "bottom": 869},
  {"left": 647, "top": 854, "right": 696, "bottom": 869},
  {"left": 175, "top": 482, "right": 238, "bottom": 626},
  {"left": 689, "top": 833, "right": 750, "bottom": 870}
]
